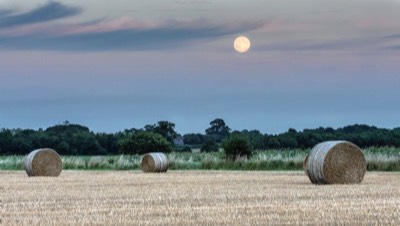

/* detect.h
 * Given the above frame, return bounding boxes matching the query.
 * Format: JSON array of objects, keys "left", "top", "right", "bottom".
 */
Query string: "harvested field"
[{"left": 1, "top": 171, "right": 399, "bottom": 225}]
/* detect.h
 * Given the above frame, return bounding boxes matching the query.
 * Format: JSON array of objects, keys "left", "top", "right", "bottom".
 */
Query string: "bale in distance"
[
  {"left": 306, "top": 141, "right": 366, "bottom": 184},
  {"left": 141, "top": 152, "right": 168, "bottom": 173},
  {"left": 24, "top": 148, "right": 62, "bottom": 177}
]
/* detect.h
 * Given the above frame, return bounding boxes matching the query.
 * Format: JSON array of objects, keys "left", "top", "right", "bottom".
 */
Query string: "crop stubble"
[{"left": 1, "top": 171, "right": 399, "bottom": 225}]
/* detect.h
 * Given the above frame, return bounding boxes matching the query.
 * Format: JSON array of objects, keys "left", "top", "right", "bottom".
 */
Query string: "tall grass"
[
  {"left": 364, "top": 147, "right": 400, "bottom": 171},
  {"left": 0, "top": 155, "right": 24, "bottom": 170},
  {"left": 0, "top": 155, "right": 142, "bottom": 171},
  {"left": 62, "top": 155, "right": 142, "bottom": 170},
  {"left": 1, "top": 147, "right": 399, "bottom": 171}
]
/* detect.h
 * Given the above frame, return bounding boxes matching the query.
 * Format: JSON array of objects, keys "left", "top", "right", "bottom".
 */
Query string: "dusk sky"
[{"left": 1, "top": 0, "right": 399, "bottom": 134}]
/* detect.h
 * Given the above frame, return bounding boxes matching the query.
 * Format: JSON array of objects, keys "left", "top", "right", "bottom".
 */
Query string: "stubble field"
[{"left": 1, "top": 170, "right": 400, "bottom": 225}]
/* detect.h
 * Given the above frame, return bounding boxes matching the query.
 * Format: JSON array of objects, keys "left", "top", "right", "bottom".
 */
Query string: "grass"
[
  {"left": 1, "top": 147, "right": 399, "bottom": 171},
  {"left": 0, "top": 155, "right": 24, "bottom": 170},
  {"left": 1, "top": 171, "right": 399, "bottom": 225}
]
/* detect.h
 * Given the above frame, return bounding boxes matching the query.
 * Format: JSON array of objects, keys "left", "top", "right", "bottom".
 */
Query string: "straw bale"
[
  {"left": 141, "top": 152, "right": 168, "bottom": 173},
  {"left": 306, "top": 141, "right": 366, "bottom": 184},
  {"left": 24, "top": 148, "right": 62, "bottom": 177}
]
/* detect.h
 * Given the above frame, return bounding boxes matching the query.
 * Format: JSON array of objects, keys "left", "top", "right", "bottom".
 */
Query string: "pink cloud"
[
  {"left": 355, "top": 18, "right": 398, "bottom": 28},
  {"left": 61, "top": 17, "right": 164, "bottom": 35},
  {"left": 0, "top": 17, "right": 164, "bottom": 36},
  {"left": 0, "top": 17, "right": 265, "bottom": 37}
]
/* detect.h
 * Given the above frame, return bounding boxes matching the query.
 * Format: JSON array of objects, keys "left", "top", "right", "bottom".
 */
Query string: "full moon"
[{"left": 234, "top": 36, "right": 251, "bottom": 53}]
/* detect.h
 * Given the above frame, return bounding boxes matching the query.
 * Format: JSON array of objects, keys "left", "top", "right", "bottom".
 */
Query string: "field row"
[{"left": 1, "top": 171, "right": 400, "bottom": 225}]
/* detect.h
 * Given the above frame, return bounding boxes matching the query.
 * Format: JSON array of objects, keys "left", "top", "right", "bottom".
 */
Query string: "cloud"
[
  {"left": 174, "top": 0, "right": 212, "bottom": 5},
  {"left": 256, "top": 37, "right": 379, "bottom": 52},
  {"left": 0, "top": 5, "right": 264, "bottom": 51},
  {"left": 383, "top": 34, "right": 400, "bottom": 39},
  {"left": 0, "top": 9, "right": 13, "bottom": 17},
  {"left": 256, "top": 29, "right": 400, "bottom": 52},
  {"left": 0, "top": 2, "right": 81, "bottom": 28},
  {"left": 380, "top": 33, "right": 400, "bottom": 50}
]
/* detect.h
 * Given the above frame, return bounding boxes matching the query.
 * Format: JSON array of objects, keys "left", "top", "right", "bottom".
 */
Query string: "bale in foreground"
[
  {"left": 24, "top": 148, "right": 62, "bottom": 177},
  {"left": 305, "top": 141, "right": 366, "bottom": 184},
  {"left": 141, "top": 152, "right": 168, "bottom": 173}
]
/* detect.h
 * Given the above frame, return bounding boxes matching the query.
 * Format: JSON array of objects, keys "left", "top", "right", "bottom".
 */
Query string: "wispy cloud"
[
  {"left": 383, "top": 34, "right": 400, "bottom": 39},
  {"left": 0, "top": 2, "right": 263, "bottom": 51},
  {"left": 380, "top": 33, "right": 400, "bottom": 50},
  {"left": 174, "top": 0, "right": 212, "bottom": 5},
  {"left": 256, "top": 36, "right": 386, "bottom": 52},
  {"left": 0, "top": 2, "right": 81, "bottom": 28},
  {"left": 255, "top": 16, "right": 400, "bottom": 52},
  {"left": 0, "top": 20, "right": 264, "bottom": 51}
]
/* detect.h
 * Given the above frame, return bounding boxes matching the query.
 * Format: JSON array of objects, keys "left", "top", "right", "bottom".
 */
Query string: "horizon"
[
  {"left": 1, "top": 120, "right": 397, "bottom": 136},
  {"left": 1, "top": 0, "right": 399, "bottom": 134}
]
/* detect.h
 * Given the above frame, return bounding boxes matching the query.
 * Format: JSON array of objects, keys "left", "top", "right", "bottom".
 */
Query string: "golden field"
[{"left": 1, "top": 170, "right": 399, "bottom": 225}]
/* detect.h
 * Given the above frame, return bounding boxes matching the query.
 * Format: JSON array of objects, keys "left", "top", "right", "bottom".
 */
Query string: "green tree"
[
  {"left": 118, "top": 131, "right": 172, "bottom": 155},
  {"left": 222, "top": 135, "right": 252, "bottom": 161},
  {"left": 200, "top": 139, "right": 219, "bottom": 152},
  {"left": 264, "top": 136, "right": 280, "bottom": 149},
  {"left": 183, "top": 133, "right": 205, "bottom": 145},
  {"left": 72, "top": 133, "right": 105, "bottom": 155},
  {"left": 279, "top": 135, "right": 298, "bottom": 148},
  {"left": 205, "top": 118, "right": 231, "bottom": 142},
  {"left": 145, "top": 121, "right": 177, "bottom": 143},
  {"left": 45, "top": 123, "right": 104, "bottom": 155},
  {"left": 0, "top": 129, "right": 13, "bottom": 154},
  {"left": 96, "top": 133, "right": 119, "bottom": 154},
  {"left": 6, "top": 129, "right": 36, "bottom": 154},
  {"left": 240, "top": 130, "right": 265, "bottom": 150}
]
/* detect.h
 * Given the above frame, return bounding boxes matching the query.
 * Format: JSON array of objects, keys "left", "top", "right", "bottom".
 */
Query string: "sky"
[{"left": 0, "top": 0, "right": 400, "bottom": 134}]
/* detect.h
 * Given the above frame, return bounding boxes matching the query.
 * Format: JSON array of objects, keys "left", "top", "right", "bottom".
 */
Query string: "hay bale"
[
  {"left": 24, "top": 148, "right": 62, "bottom": 177},
  {"left": 141, "top": 152, "right": 168, "bottom": 173},
  {"left": 306, "top": 141, "right": 366, "bottom": 184}
]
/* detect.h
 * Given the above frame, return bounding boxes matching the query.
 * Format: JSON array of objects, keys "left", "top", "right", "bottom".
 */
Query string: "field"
[{"left": 1, "top": 171, "right": 400, "bottom": 225}]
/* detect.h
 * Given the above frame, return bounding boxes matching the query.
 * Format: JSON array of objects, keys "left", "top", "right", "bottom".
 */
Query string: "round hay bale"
[
  {"left": 141, "top": 152, "right": 168, "bottom": 173},
  {"left": 306, "top": 141, "right": 366, "bottom": 184},
  {"left": 24, "top": 148, "right": 62, "bottom": 177}
]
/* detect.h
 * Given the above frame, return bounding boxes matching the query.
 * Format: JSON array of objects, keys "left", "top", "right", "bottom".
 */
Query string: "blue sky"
[{"left": 0, "top": 0, "right": 399, "bottom": 134}]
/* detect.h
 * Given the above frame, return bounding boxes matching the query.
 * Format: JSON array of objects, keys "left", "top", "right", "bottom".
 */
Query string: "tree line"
[{"left": 1, "top": 119, "right": 399, "bottom": 156}]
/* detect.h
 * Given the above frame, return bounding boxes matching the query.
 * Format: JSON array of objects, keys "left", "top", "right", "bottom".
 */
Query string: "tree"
[
  {"left": 46, "top": 123, "right": 90, "bottom": 134},
  {"left": 73, "top": 133, "right": 106, "bottom": 155},
  {"left": 9, "top": 136, "right": 32, "bottom": 155},
  {"left": 45, "top": 123, "right": 104, "bottom": 155},
  {"left": 0, "top": 129, "right": 13, "bottom": 154},
  {"left": 222, "top": 135, "right": 252, "bottom": 161},
  {"left": 183, "top": 133, "right": 205, "bottom": 145},
  {"left": 145, "top": 121, "right": 177, "bottom": 143},
  {"left": 200, "top": 139, "right": 219, "bottom": 152},
  {"left": 96, "top": 133, "right": 119, "bottom": 154},
  {"left": 205, "top": 118, "right": 231, "bottom": 142},
  {"left": 118, "top": 131, "right": 173, "bottom": 155},
  {"left": 240, "top": 130, "right": 265, "bottom": 150},
  {"left": 278, "top": 135, "right": 298, "bottom": 148}
]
